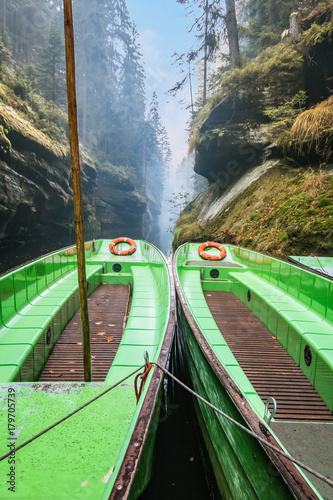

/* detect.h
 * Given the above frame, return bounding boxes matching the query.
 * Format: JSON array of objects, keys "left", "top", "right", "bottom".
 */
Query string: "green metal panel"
[
  {"left": 26, "top": 263, "right": 38, "bottom": 302},
  {"left": 312, "top": 275, "right": 330, "bottom": 317},
  {"left": 298, "top": 270, "right": 315, "bottom": 308},
  {"left": 0, "top": 365, "right": 20, "bottom": 381},
  {"left": 288, "top": 267, "right": 302, "bottom": 299},
  {"left": 316, "top": 350, "right": 333, "bottom": 411},
  {"left": 13, "top": 268, "right": 27, "bottom": 312},
  {"left": 0, "top": 274, "right": 15, "bottom": 326}
]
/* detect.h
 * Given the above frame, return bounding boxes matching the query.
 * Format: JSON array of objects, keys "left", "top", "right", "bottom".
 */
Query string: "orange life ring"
[
  {"left": 109, "top": 237, "right": 137, "bottom": 256},
  {"left": 198, "top": 241, "right": 226, "bottom": 261}
]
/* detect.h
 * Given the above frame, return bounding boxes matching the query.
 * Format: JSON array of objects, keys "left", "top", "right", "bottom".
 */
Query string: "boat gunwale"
[
  {"left": 0, "top": 241, "right": 86, "bottom": 278},
  {"left": 173, "top": 242, "right": 320, "bottom": 500},
  {"left": 287, "top": 255, "right": 333, "bottom": 281},
  {"left": 109, "top": 242, "right": 176, "bottom": 499}
]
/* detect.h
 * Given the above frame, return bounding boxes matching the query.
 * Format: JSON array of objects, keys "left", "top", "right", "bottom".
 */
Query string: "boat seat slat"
[
  {"left": 39, "top": 284, "right": 130, "bottom": 382},
  {"left": 204, "top": 291, "right": 333, "bottom": 422}
]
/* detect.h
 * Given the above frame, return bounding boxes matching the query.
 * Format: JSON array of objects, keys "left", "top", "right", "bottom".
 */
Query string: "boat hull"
[
  {"left": 177, "top": 300, "right": 294, "bottom": 500},
  {"left": 173, "top": 242, "right": 330, "bottom": 499},
  {"left": 0, "top": 239, "right": 175, "bottom": 500}
]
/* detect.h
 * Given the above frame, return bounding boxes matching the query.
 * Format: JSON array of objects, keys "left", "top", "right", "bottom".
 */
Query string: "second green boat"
[{"left": 173, "top": 242, "right": 333, "bottom": 500}]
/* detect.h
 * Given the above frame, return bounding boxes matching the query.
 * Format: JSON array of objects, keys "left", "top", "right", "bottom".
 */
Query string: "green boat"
[
  {"left": 288, "top": 255, "right": 333, "bottom": 279},
  {"left": 173, "top": 242, "right": 333, "bottom": 500},
  {"left": 0, "top": 239, "right": 175, "bottom": 499}
]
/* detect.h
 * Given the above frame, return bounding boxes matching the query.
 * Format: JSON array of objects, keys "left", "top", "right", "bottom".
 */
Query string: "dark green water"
[{"left": 139, "top": 332, "right": 219, "bottom": 500}]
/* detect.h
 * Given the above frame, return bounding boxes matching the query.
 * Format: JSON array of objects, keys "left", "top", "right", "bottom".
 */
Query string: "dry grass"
[{"left": 290, "top": 95, "right": 333, "bottom": 158}]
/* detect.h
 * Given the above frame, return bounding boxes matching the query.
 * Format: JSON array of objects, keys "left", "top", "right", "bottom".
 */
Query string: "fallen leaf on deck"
[
  {"left": 73, "top": 323, "right": 78, "bottom": 325},
  {"left": 92, "top": 337, "right": 98, "bottom": 340},
  {"left": 70, "top": 369, "right": 75, "bottom": 372},
  {"left": 49, "top": 370, "right": 55, "bottom": 374},
  {"left": 104, "top": 335, "right": 114, "bottom": 342},
  {"left": 96, "top": 302, "right": 100, "bottom": 306},
  {"left": 272, "top": 336, "right": 276, "bottom": 339},
  {"left": 95, "top": 321, "right": 103, "bottom": 325},
  {"left": 108, "top": 324, "right": 116, "bottom": 327},
  {"left": 97, "top": 331, "right": 106, "bottom": 336},
  {"left": 77, "top": 342, "right": 82, "bottom": 345},
  {"left": 55, "top": 373, "right": 63, "bottom": 377}
]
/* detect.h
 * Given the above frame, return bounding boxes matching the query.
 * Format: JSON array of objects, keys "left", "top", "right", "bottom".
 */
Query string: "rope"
[
  {"left": 151, "top": 361, "right": 333, "bottom": 488},
  {"left": 0, "top": 364, "right": 146, "bottom": 463},
  {"left": 134, "top": 362, "right": 152, "bottom": 403}
]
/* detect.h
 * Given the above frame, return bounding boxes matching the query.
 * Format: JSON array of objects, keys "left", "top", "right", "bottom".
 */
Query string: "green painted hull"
[
  {"left": 0, "top": 239, "right": 175, "bottom": 499},
  {"left": 174, "top": 243, "right": 333, "bottom": 500}
]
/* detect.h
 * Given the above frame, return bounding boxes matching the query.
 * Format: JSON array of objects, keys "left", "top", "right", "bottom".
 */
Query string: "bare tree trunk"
[
  {"left": 82, "top": 48, "right": 87, "bottom": 143},
  {"left": 3, "top": 0, "right": 7, "bottom": 29},
  {"left": 225, "top": 0, "right": 240, "bottom": 70},
  {"left": 203, "top": 0, "right": 208, "bottom": 105}
]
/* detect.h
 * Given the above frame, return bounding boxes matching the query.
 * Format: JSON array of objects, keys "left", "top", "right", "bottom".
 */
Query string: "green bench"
[
  {"left": 229, "top": 270, "right": 333, "bottom": 411},
  {"left": 0, "top": 254, "right": 103, "bottom": 382}
]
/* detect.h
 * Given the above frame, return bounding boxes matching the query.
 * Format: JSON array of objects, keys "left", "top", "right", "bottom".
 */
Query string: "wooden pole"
[{"left": 63, "top": 0, "right": 92, "bottom": 382}]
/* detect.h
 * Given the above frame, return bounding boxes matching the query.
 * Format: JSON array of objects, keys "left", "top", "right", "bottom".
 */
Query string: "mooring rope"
[
  {"left": 151, "top": 361, "right": 333, "bottom": 488},
  {"left": 1, "top": 360, "right": 332, "bottom": 490},
  {"left": 0, "top": 364, "right": 146, "bottom": 463}
]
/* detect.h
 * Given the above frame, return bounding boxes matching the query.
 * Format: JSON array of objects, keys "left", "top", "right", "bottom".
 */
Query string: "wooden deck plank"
[
  {"left": 39, "top": 284, "right": 130, "bottom": 382},
  {"left": 204, "top": 291, "right": 333, "bottom": 422}
]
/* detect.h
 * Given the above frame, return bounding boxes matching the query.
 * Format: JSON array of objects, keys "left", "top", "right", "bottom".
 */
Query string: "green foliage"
[
  {"left": 13, "top": 70, "right": 30, "bottom": 100},
  {"left": 190, "top": 42, "right": 303, "bottom": 148},
  {"left": 264, "top": 90, "right": 307, "bottom": 144},
  {"left": 97, "top": 160, "right": 136, "bottom": 190},
  {"left": 37, "top": 19, "right": 66, "bottom": 109},
  {"left": 0, "top": 34, "right": 10, "bottom": 76},
  {"left": 239, "top": 0, "right": 302, "bottom": 53},
  {"left": 167, "top": 188, "right": 191, "bottom": 233}
]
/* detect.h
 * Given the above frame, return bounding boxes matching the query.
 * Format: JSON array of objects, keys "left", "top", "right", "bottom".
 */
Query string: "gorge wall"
[
  {"left": 174, "top": 3, "right": 333, "bottom": 257},
  {"left": 0, "top": 102, "right": 147, "bottom": 270}
]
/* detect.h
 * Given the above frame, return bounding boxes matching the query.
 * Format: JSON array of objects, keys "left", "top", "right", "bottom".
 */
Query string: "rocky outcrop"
[
  {"left": 0, "top": 102, "right": 147, "bottom": 266},
  {"left": 194, "top": 47, "right": 303, "bottom": 183},
  {"left": 194, "top": 3, "right": 333, "bottom": 184},
  {"left": 96, "top": 169, "right": 147, "bottom": 237},
  {"left": 0, "top": 103, "right": 98, "bottom": 254}
]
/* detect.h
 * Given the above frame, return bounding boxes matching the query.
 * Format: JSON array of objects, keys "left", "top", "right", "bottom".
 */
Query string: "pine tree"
[
  {"left": 145, "top": 92, "right": 171, "bottom": 203},
  {"left": 37, "top": 18, "right": 66, "bottom": 111}
]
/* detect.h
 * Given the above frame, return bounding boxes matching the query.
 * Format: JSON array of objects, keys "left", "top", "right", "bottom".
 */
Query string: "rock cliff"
[
  {"left": 0, "top": 102, "right": 147, "bottom": 270},
  {"left": 174, "top": 2, "right": 333, "bottom": 257}
]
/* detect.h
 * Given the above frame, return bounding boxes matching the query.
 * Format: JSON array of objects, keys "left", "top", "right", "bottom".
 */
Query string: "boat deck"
[
  {"left": 204, "top": 291, "right": 333, "bottom": 422},
  {"left": 39, "top": 284, "right": 130, "bottom": 382}
]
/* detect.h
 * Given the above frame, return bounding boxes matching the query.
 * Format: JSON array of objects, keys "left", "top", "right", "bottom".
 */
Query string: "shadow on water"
[{"left": 140, "top": 328, "right": 220, "bottom": 500}]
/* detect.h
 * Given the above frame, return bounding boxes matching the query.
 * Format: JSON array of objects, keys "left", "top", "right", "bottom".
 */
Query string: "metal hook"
[{"left": 264, "top": 397, "right": 277, "bottom": 426}]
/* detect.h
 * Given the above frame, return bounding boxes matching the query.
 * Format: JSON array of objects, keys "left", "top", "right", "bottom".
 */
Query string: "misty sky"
[{"left": 126, "top": 0, "right": 198, "bottom": 167}]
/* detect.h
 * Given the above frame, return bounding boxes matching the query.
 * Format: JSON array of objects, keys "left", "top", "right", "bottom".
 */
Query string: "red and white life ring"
[
  {"left": 198, "top": 241, "right": 226, "bottom": 261},
  {"left": 109, "top": 237, "right": 137, "bottom": 256}
]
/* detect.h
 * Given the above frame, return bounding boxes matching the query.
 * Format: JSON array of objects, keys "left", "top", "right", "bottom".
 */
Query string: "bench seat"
[
  {"left": 229, "top": 271, "right": 333, "bottom": 410},
  {"left": 0, "top": 263, "right": 103, "bottom": 382}
]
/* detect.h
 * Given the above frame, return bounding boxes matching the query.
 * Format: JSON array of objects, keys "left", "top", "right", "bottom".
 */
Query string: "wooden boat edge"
[{"left": 110, "top": 247, "right": 176, "bottom": 499}]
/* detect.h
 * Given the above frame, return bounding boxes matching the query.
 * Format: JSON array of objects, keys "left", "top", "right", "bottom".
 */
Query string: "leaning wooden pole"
[{"left": 63, "top": 0, "right": 92, "bottom": 382}]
